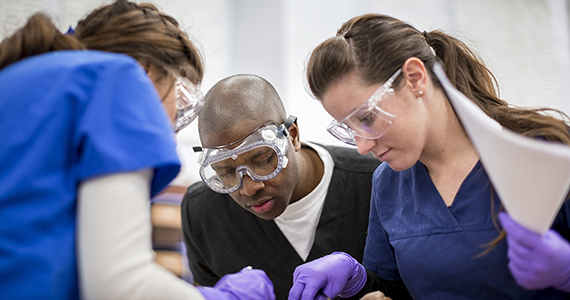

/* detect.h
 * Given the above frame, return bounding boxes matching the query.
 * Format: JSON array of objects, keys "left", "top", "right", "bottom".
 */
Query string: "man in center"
[{"left": 181, "top": 74, "right": 380, "bottom": 299}]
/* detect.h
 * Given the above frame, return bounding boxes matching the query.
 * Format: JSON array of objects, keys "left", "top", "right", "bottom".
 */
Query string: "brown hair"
[
  {"left": 307, "top": 13, "right": 570, "bottom": 143},
  {"left": 307, "top": 13, "right": 570, "bottom": 251},
  {"left": 0, "top": 13, "right": 85, "bottom": 70},
  {"left": 0, "top": 0, "right": 203, "bottom": 85},
  {"left": 74, "top": 0, "right": 203, "bottom": 84}
]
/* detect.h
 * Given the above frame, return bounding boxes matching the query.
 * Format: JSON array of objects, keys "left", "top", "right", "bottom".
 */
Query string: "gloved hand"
[
  {"left": 499, "top": 212, "right": 570, "bottom": 292},
  {"left": 198, "top": 266, "right": 275, "bottom": 300},
  {"left": 288, "top": 252, "right": 366, "bottom": 300}
]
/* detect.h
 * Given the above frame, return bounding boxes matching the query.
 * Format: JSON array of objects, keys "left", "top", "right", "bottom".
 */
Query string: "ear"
[
  {"left": 402, "top": 57, "right": 428, "bottom": 97},
  {"left": 145, "top": 66, "right": 159, "bottom": 82},
  {"left": 140, "top": 62, "right": 153, "bottom": 75},
  {"left": 288, "top": 122, "right": 302, "bottom": 151},
  {"left": 145, "top": 64, "right": 168, "bottom": 83}
]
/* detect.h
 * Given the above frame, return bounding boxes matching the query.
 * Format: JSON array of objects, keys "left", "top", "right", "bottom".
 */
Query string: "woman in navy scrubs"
[{"left": 288, "top": 13, "right": 570, "bottom": 300}]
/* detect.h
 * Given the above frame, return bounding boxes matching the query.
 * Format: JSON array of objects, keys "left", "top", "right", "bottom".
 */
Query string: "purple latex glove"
[
  {"left": 288, "top": 252, "right": 366, "bottom": 300},
  {"left": 198, "top": 266, "right": 275, "bottom": 300},
  {"left": 499, "top": 212, "right": 570, "bottom": 292}
]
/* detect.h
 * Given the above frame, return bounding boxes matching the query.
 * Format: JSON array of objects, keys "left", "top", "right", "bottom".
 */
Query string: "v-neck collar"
[{"left": 418, "top": 160, "right": 483, "bottom": 222}]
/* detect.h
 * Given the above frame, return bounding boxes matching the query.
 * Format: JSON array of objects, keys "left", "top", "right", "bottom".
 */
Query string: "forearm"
[
  {"left": 343, "top": 270, "right": 412, "bottom": 300},
  {"left": 77, "top": 170, "right": 204, "bottom": 300}
]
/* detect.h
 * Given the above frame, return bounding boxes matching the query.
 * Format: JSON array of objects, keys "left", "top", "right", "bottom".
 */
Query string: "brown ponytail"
[
  {"left": 0, "top": 13, "right": 84, "bottom": 70},
  {"left": 307, "top": 13, "right": 570, "bottom": 144}
]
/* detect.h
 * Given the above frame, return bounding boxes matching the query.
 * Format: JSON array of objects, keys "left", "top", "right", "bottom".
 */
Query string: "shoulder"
[
  {"left": 183, "top": 181, "right": 219, "bottom": 205},
  {"left": 181, "top": 182, "right": 255, "bottom": 234},
  {"left": 316, "top": 143, "right": 381, "bottom": 173},
  {"left": 1, "top": 50, "right": 146, "bottom": 96},
  {"left": 63, "top": 50, "right": 145, "bottom": 82},
  {"left": 3, "top": 50, "right": 139, "bottom": 75},
  {"left": 55, "top": 50, "right": 139, "bottom": 70},
  {"left": 182, "top": 181, "right": 231, "bottom": 213}
]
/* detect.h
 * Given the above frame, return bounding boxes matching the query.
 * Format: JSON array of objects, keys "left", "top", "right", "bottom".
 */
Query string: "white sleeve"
[{"left": 77, "top": 169, "right": 205, "bottom": 300}]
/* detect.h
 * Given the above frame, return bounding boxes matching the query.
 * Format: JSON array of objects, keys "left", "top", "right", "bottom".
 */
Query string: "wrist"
[{"left": 338, "top": 255, "right": 367, "bottom": 298}]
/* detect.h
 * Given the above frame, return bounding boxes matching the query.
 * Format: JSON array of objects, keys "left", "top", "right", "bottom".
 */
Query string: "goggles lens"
[
  {"left": 202, "top": 145, "right": 283, "bottom": 193},
  {"left": 195, "top": 116, "right": 297, "bottom": 194},
  {"left": 174, "top": 76, "right": 204, "bottom": 133},
  {"left": 327, "top": 68, "right": 401, "bottom": 145}
]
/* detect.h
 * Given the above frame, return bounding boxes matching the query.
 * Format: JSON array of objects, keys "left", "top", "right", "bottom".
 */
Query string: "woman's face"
[{"left": 322, "top": 72, "right": 428, "bottom": 172}]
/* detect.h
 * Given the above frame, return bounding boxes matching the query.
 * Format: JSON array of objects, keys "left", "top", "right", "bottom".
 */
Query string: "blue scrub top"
[
  {"left": 0, "top": 50, "right": 181, "bottom": 299},
  {"left": 364, "top": 161, "right": 570, "bottom": 299}
]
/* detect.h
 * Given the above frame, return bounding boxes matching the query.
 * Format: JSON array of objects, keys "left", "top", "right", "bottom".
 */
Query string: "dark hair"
[
  {"left": 307, "top": 13, "right": 570, "bottom": 252},
  {"left": 0, "top": 13, "right": 85, "bottom": 69},
  {"left": 0, "top": 0, "right": 203, "bottom": 85},
  {"left": 307, "top": 13, "right": 570, "bottom": 144},
  {"left": 74, "top": 0, "right": 203, "bottom": 84}
]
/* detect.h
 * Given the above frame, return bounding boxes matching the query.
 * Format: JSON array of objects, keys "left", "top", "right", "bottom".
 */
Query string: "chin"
[
  {"left": 254, "top": 213, "right": 275, "bottom": 220},
  {"left": 386, "top": 160, "right": 415, "bottom": 172},
  {"left": 254, "top": 208, "right": 285, "bottom": 220}
]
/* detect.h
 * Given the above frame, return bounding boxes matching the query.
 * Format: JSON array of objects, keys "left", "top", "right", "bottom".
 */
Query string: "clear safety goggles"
[
  {"left": 174, "top": 76, "right": 205, "bottom": 133},
  {"left": 327, "top": 68, "right": 402, "bottom": 146},
  {"left": 194, "top": 115, "right": 297, "bottom": 194}
]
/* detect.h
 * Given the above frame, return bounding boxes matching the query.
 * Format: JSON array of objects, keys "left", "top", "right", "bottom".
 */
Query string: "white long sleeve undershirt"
[{"left": 77, "top": 169, "right": 205, "bottom": 300}]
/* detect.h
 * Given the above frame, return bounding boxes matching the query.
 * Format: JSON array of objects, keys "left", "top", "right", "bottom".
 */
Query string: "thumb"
[{"left": 499, "top": 212, "right": 541, "bottom": 249}]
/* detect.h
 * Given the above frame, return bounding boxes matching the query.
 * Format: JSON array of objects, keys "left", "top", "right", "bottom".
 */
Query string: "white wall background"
[{"left": 1, "top": 0, "right": 569, "bottom": 185}]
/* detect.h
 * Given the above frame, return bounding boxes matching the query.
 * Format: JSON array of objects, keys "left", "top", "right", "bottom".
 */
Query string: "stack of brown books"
[{"left": 150, "top": 185, "right": 191, "bottom": 282}]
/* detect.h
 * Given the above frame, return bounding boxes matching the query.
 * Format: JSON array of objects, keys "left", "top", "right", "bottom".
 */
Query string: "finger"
[
  {"left": 238, "top": 266, "right": 253, "bottom": 273},
  {"left": 544, "top": 228, "right": 565, "bottom": 244},
  {"left": 499, "top": 213, "right": 541, "bottom": 249},
  {"left": 300, "top": 285, "right": 321, "bottom": 300},
  {"left": 508, "top": 260, "right": 538, "bottom": 288},
  {"left": 506, "top": 235, "right": 536, "bottom": 259},
  {"left": 360, "top": 291, "right": 384, "bottom": 300},
  {"left": 509, "top": 263, "right": 536, "bottom": 289},
  {"left": 315, "top": 293, "right": 330, "bottom": 300},
  {"left": 507, "top": 248, "right": 531, "bottom": 273},
  {"left": 291, "top": 267, "right": 303, "bottom": 282},
  {"left": 288, "top": 282, "right": 305, "bottom": 300}
]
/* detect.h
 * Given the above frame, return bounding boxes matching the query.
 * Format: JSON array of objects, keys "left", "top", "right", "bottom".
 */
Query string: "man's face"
[{"left": 201, "top": 119, "right": 299, "bottom": 220}]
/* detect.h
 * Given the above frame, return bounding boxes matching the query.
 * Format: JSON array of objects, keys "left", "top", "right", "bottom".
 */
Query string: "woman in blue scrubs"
[
  {"left": 288, "top": 13, "right": 570, "bottom": 300},
  {"left": 0, "top": 1, "right": 273, "bottom": 300}
]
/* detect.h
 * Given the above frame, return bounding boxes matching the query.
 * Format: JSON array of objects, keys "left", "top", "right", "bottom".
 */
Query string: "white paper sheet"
[{"left": 433, "top": 63, "right": 570, "bottom": 234}]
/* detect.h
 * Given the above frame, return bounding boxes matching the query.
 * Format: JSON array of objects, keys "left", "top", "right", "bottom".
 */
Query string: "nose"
[
  {"left": 239, "top": 174, "right": 265, "bottom": 196},
  {"left": 355, "top": 136, "right": 376, "bottom": 155}
]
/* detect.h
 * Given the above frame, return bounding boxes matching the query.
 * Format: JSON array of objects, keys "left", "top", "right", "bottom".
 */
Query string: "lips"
[
  {"left": 250, "top": 199, "right": 275, "bottom": 214},
  {"left": 377, "top": 148, "right": 391, "bottom": 161}
]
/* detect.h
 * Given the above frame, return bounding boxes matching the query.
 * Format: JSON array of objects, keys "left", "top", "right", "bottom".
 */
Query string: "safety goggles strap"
[
  {"left": 193, "top": 115, "right": 297, "bottom": 153},
  {"left": 284, "top": 115, "right": 297, "bottom": 131}
]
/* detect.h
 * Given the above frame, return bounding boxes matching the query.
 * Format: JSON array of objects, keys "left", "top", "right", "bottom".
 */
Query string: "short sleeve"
[
  {"left": 74, "top": 55, "right": 180, "bottom": 196},
  {"left": 362, "top": 167, "right": 402, "bottom": 281}
]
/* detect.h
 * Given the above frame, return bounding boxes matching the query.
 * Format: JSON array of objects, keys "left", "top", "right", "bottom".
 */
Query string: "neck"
[
  {"left": 420, "top": 90, "right": 479, "bottom": 171},
  {"left": 290, "top": 144, "right": 324, "bottom": 204},
  {"left": 420, "top": 91, "right": 479, "bottom": 206}
]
